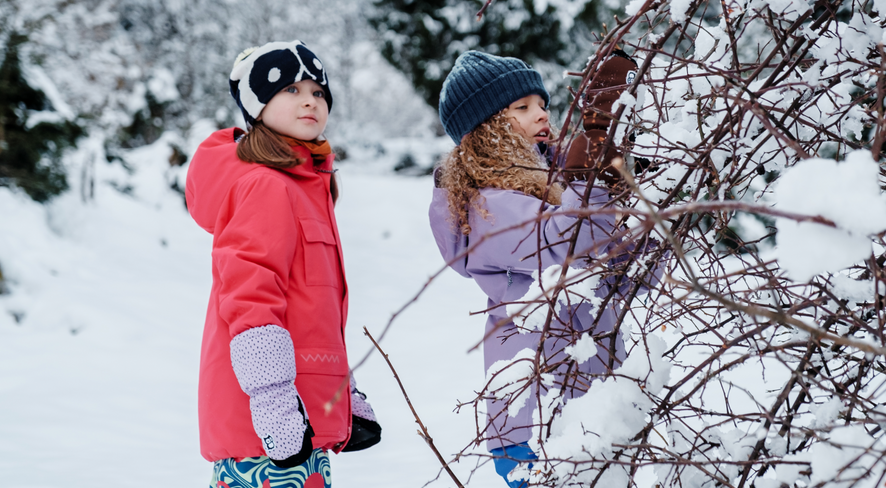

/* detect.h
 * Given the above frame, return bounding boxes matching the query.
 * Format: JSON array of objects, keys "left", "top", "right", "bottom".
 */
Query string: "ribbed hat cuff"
[{"left": 443, "top": 69, "right": 549, "bottom": 143}]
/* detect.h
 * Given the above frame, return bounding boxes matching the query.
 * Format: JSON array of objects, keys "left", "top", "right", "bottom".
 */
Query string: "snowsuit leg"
[{"left": 209, "top": 449, "right": 331, "bottom": 488}]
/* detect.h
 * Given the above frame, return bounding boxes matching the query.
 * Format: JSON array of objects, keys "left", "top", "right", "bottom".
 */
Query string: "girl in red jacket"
[{"left": 186, "top": 40, "right": 380, "bottom": 488}]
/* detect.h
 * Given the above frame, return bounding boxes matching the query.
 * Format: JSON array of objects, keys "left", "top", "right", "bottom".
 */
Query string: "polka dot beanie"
[
  {"left": 229, "top": 40, "right": 333, "bottom": 126},
  {"left": 438, "top": 51, "right": 550, "bottom": 144}
]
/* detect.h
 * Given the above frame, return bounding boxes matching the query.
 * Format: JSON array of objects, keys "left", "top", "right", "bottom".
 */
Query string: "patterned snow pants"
[{"left": 209, "top": 449, "right": 331, "bottom": 488}]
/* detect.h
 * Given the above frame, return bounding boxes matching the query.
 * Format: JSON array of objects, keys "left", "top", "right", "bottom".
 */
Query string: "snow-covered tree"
[
  {"left": 3, "top": 0, "right": 436, "bottom": 155},
  {"left": 368, "top": 0, "right": 616, "bottom": 112},
  {"left": 0, "top": 24, "right": 82, "bottom": 202}
]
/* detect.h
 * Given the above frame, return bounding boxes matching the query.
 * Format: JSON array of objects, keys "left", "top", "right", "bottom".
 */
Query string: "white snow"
[
  {"left": 810, "top": 397, "right": 844, "bottom": 428},
  {"left": 760, "top": 0, "right": 812, "bottom": 21},
  {"left": 147, "top": 68, "right": 180, "bottom": 104},
  {"left": 21, "top": 64, "right": 76, "bottom": 121},
  {"left": 670, "top": 0, "right": 693, "bottom": 24},
  {"left": 829, "top": 274, "right": 875, "bottom": 304},
  {"left": 807, "top": 425, "right": 879, "bottom": 485},
  {"left": 539, "top": 335, "right": 671, "bottom": 484},
  {"left": 564, "top": 333, "right": 597, "bottom": 363},
  {"left": 694, "top": 21, "right": 729, "bottom": 63},
  {"left": 485, "top": 348, "right": 540, "bottom": 417},
  {"left": 625, "top": 0, "right": 646, "bottom": 16},
  {"left": 773, "top": 151, "right": 886, "bottom": 282}
]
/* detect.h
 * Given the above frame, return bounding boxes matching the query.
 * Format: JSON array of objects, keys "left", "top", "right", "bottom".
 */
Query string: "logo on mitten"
[{"left": 262, "top": 435, "right": 276, "bottom": 450}]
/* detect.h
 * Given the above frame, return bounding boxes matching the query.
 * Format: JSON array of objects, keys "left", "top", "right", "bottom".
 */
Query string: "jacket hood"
[
  {"left": 429, "top": 186, "right": 469, "bottom": 278},
  {"left": 186, "top": 128, "right": 247, "bottom": 234},
  {"left": 185, "top": 127, "right": 333, "bottom": 235}
]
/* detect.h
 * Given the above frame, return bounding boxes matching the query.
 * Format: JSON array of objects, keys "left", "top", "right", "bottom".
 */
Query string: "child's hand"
[
  {"left": 581, "top": 50, "right": 638, "bottom": 132},
  {"left": 265, "top": 396, "right": 316, "bottom": 468},
  {"left": 230, "top": 325, "right": 316, "bottom": 467},
  {"left": 565, "top": 49, "right": 639, "bottom": 185},
  {"left": 564, "top": 130, "right": 621, "bottom": 185},
  {"left": 342, "top": 376, "right": 382, "bottom": 451}
]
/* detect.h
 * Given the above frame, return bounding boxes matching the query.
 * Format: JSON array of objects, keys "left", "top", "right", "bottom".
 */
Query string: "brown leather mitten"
[
  {"left": 564, "top": 130, "right": 621, "bottom": 184},
  {"left": 582, "top": 51, "right": 638, "bottom": 131},
  {"left": 564, "top": 51, "right": 638, "bottom": 184}
]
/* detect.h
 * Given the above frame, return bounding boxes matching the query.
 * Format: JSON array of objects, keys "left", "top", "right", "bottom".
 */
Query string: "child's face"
[
  {"left": 503, "top": 94, "right": 550, "bottom": 144},
  {"left": 258, "top": 79, "right": 329, "bottom": 140}
]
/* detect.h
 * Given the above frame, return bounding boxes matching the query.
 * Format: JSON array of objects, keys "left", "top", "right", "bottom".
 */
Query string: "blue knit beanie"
[
  {"left": 439, "top": 51, "right": 550, "bottom": 144},
  {"left": 229, "top": 40, "right": 333, "bottom": 127}
]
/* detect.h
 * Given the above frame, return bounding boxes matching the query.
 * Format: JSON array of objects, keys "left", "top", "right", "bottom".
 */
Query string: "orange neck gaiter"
[{"left": 279, "top": 135, "right": 333, "bottom": 166}]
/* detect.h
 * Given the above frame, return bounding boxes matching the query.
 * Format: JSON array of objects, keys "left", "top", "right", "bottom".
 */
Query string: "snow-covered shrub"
[{"left": 432, "top": 1, "right": 886, "bottom": 487}]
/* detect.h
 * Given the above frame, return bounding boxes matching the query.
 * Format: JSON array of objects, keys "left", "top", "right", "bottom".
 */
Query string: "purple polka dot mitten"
[
  {"left": 230, "top": 325, "right": 314, "bottom": 468},
  {"left": 343, "top": 375, "right": 381, "bottom": 452}
]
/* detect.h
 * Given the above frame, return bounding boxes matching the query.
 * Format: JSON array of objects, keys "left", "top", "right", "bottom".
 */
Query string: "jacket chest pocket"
[{"left": 299, "top": 218, "right": 340, "bottom": 287}]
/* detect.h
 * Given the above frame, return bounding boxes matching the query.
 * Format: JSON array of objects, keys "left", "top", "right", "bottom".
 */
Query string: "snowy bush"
[{"left": 421, "top": 1, "right": 886, "bottom": 487}]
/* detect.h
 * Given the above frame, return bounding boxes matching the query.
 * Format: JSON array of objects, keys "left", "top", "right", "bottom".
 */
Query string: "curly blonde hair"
[{"left": 438, "top": 111, "right": 563, "bottom": 235}]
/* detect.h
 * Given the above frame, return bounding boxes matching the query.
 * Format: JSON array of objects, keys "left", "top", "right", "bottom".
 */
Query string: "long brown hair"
[
  {"left": 438, "top": 111, "right": 562, "bottom": 235},
  {"left": 236, "top": 121, "right": 338, "bottom": 202}
]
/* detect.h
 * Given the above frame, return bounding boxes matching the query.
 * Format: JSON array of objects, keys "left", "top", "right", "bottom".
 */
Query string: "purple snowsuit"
[{"left": 429, "top": 180, "right": 629, "bottom": 450}]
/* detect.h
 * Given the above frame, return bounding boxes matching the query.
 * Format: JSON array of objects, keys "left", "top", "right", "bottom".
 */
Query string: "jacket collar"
[{"left": 280, "top": 145, "right": 335, "bottom": 178}]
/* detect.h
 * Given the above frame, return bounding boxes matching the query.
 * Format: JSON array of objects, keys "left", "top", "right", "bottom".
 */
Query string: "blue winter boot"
[{"left": 490, "top": 442, "right": 537, "bottom": 488}]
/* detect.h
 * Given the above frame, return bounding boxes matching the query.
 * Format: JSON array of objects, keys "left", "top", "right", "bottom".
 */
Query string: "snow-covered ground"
[{"left": 0, "top": 132, "right": 503, "bottom": 487}]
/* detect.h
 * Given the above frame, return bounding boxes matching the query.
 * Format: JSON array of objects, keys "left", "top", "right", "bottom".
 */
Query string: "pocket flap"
[
  {"left": 295, "top": 348, "right": 349, "bottom": 375},
  {"left": 300, "top": 218, "right": 336, "bottom": 244}
]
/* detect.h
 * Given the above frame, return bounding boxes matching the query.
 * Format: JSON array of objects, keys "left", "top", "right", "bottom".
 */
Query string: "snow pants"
[{"left": 209, "top": 449, "right": 331, "bottom": 488}]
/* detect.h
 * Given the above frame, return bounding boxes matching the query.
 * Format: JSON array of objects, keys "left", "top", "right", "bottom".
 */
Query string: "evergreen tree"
[
  {"left": 0, "top": 32, "right": 82, "bottom": 202},
  {"left": 368, "top": 0, "right": 611, "bottom": 112}
]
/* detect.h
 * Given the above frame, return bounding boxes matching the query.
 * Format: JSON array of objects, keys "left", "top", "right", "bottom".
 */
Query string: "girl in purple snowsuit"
[{"left": 429, "top": 51, "right": 642, "bottom": 487}]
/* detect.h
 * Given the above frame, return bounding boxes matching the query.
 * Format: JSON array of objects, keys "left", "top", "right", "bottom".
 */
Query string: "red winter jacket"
[{"left": 186, "top": 128, "right": 351, "bottom": 461}]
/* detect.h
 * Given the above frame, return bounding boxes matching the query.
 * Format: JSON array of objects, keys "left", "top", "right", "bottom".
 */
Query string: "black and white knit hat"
[
  {"left": 229, "top": 40, "right": 333, "bottom": 126},
  {"left": 439, "top": 51, "right": 549, "bottom": 144}
]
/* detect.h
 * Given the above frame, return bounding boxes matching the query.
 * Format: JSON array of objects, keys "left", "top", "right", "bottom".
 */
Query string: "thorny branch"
[{"left": 363, "top": 327, "right": 466, "bottom": 488}]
